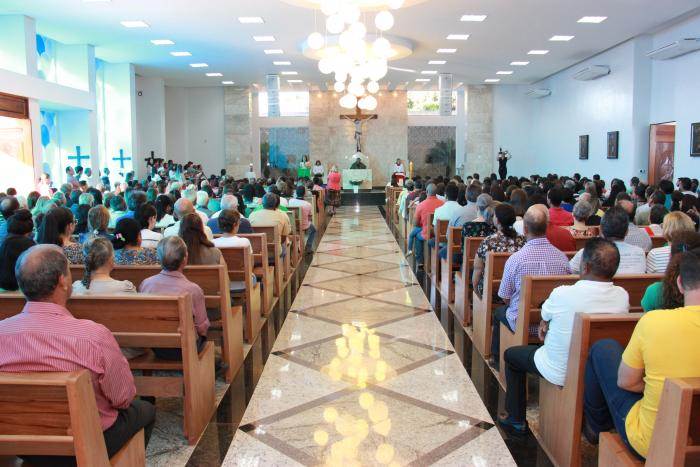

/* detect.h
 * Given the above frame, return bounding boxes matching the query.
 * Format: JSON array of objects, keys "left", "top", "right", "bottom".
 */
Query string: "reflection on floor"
[{"left": 222, "top": 207, "right": 516, "bottom": 466}]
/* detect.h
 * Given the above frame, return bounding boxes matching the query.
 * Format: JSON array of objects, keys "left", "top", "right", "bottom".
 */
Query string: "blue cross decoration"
[
  {"left": 112, "top": 149, "right": 132, "bottom": 169},
  {"left": 67, "top": 145, "right": 90, "bottom": 167}
]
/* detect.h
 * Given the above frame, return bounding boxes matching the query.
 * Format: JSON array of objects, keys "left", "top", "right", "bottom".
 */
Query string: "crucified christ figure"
[{"left": 340, "top": 105, "right": 377, "bottom": 153}]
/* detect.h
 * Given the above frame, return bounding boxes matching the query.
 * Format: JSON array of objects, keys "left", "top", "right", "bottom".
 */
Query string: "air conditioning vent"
[
  {"left": 525, "top": 89, "right": 551, "bottom": 98},
  {"left": 647, "top": 38, "right": 700, "bottom": 60},
  {"left": 573, "top": 65, "right": 610, "bottom": 81}
]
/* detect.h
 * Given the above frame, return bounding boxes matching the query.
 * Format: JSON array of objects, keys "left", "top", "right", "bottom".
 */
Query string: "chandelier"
[{"left": 306, "top": 0, "right": 404, "bottom": 110}]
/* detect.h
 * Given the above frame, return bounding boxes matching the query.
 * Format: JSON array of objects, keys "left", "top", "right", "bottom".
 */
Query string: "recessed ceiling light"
[
  {"left": 550, "top": 35, "right": 574, "bottom": 41},
  {"left": 120, "top": 20, "right": 149, "bottom": 28},
  {"left": 281, "top": 71, "right": 298, "bottom": 75},
  {"left": 170, "top": 51, "right": 192, "bottom": 57},
  {"left": 264, "top": 49, "right": 284, "bottom": 55},
  {"left": 287, "top": 79, "right": 303, "bottom": 83},
  {"left": 189, "top": 63, "right": 208, "bottom": 68},
  {"left": 206, "top": 72, "right": 223, "bottom": 77},
  {"left": 578, "top": 16, "right": 607, "bottom": 23},
  {"left": 447, "top": 34, "right": 470, "bottom": 40},
  {"left": 510, "top": 61, "right": 529, "bottom": 66},
  {"left": 528, "top": 50, "right": 549, "bottom": 55},
  {"left": 496, "top": 70, "right": 513, "bottom": 75},
  {"left": 253, "top": 35, "right": 275, "bottom": 42},
  {"left": 390, "top": 66, "right": 416, "bottom": 72},
  {"left": 238, "top": 17, "right": 264, "bottom": 24},
  {"left": 415, "top": 78, "right": 431, "bottom": 82},
  {"left": 484, "top": 78, "right": 500, "bottom": 83},
  {"left": 428, "top": 60, "right": 446, "bottom": 65},
  {"left": 83, "top": 0, "right": 111, "bottom": 3},
  {"left": 273, "top": 61, "right": 291, "bottom": 65},
  {"left": 150, "top": 39, "right": 174, "bottom": 45},
  {"left": 222, "top": 81, "right": 235, "bottom": 85},
  {"left": 460, "top": 14, "right": 487, "bottom": 22},
  {"left": 437, "top": 48, "right": 457, "bottom": 54},
  {"left": 421, "top": 70, "right": 437, "bottom": 75}
]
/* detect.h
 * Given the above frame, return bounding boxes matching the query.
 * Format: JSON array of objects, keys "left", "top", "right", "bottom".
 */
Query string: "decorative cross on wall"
[
  {"left": 67, "top": 145, "right": 90, "bottom": 167},
  {"left": 112, "top": 149, "right": 132, "bottom": 169}
]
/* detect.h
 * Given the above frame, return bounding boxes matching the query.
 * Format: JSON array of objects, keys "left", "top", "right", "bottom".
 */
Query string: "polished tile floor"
[{"left": 221, "top": 207, "right": 516, "bottom": 466}]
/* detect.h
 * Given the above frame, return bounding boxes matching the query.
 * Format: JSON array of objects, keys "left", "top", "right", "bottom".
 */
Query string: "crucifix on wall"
[
  {"left": 340, "top": 105, "right": 377, "bottom": 153},
  {"left": 113, "top": 148, "right": 132, "bottom": 169},
  {"left": 67, "top": 145, "right": 90, "bottom": 167}
]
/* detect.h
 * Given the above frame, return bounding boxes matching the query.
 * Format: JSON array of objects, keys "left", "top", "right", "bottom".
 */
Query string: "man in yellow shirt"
[
  {"left": 583, "top": 249, "right": 700, "bottom": 459},
  {"left": 249, "top": 193, "right": 291, "bottom": 256}
]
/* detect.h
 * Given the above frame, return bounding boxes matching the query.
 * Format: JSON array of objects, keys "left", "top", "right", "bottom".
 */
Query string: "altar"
[{"left": 342, "top": 169, "right": 372, "bottom": 189}]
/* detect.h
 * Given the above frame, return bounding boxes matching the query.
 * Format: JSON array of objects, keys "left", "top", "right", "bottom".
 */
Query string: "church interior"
[{"left": 0, "top": 0, "right": 699, "bottom": 466}]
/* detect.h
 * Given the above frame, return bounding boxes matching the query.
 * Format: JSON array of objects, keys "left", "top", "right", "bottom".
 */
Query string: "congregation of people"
[{"left": 397, "top": 172, "right": 700, "bottom": 461}]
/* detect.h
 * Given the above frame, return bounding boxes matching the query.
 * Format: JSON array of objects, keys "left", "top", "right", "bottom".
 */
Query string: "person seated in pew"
[
  {"left": 112, "top": 218, "right": 159, "bottom": 266},
  {"left": 249, "top": 193, "right": 292, "bottom": 257},
  {"left": 179, "top": 213, "right": 224, "bottom": 266},
  {"left": 472, "top": 204, "right": 526, "bottom": 298},
  {"left": 0, "top": 244, "right": 155, "bottom": 463},
  {"left": 207, "top": 194, "right": 252, "bottom": 234},
  {"left": 72, "top": 237, "right": 136, "bottom": 295},
  {"left": 569, "top": 206, "right": 646, "bottom": 275},
  {"left": 36, "top": 206, "right": 84, "bottom": 264},
  {"left": 642, "top": 204, "right": 667, "bottom": 237},
  {"left": 583, "top": 249, "right": 700, "bottom": 460},
  {"left": 635, "top": 189, "right": 665, "bottom": 227},
  {"left": 406, "top": 183, "right": 444, "bottom": 263},
  {"left": 288, "top": 185, "right": 316, "bottom": 254},
  {"left": 213, "top": 209, "right": 253, "bottom": 253},
  {"left": 618, "top": 199, "right": 652, "bottom": 253},
  {"left": 164, "top": 198, "right": 214, "bottom": 241},
  {"left": 449, "top": 183, "right": 482, "bottom": 227},
  {"left": 0, "top": 209, "right": 35, "bottom": 291},
  {"left": 136, "top": 203, "right": 163, "bottom": 249},
  {"left": 139, "top": 237, "right": 210, "bottom": 360},
  {"left": 566, "top": 200, "right": 599, "bottom": 237},
  {"left": 645, "top": 211, "right": 695, "bottom": 274},
  {"left": 491, "top": 204, "right": 571, "bottom": 369},
  {"left": 547, "top": 187, "right": 574, "bottom": 227},
  {"left": 641, "top": 232, "right": 700, "bottom": 312},
  {"left": 498, "top": 238, "right": 629, "bottom": 434}
]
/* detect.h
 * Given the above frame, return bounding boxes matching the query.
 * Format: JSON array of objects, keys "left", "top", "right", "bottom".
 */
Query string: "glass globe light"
[
  {"left": 341, "top": 3, "right": 361, "bottom": 24},
  {"left": 318, "top": 57, "right": 334, "bottom": 74},
  {"left": 348, "top": 22, "right": 366, "bottom": 39},
  {"left": 333, "top": 81, "right": 346, "bottom": 93},
  {"left": 326, "top": 14, "right": 345, "bottom": 34},
  {"left": 307, "top": 32, "right": 325, "bottom": 50},
  {"left": 363, "top": 95, "right": 377, "bottom": 110},
  {"left": 339, "top": 30, "right": 355, "bottom": 50},
  {"left": 340, "top": 93, "right": 357, "bottom": 109},
  {"left": 348, "top": 81, "right": 365, "bottom": 97},
  {"left": 372, "top": 37, "right": 391, "bottom": 58},
  {"left": 321, "top": 0, "right": 341, "bottom": 16},
  {"left": 368, "top": 58, "right": 388, "bottom": 81},
  {"left": 334, "top": 71, "right": 348, "bottom": 83},
  {"left": 388, "top": 0, "right": 404, "bottom": 9},
  {"left": 357, "top": 96, "right": 369, "bottom": 110},
  {"left": 366, "top": 81, "right": 379, "bottom": 94},
  {"left": 375, "top": 10, "right": 394, "bottom": 31}
]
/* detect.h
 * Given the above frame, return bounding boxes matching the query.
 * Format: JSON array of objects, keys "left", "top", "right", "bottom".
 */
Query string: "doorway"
[{"left": 648, "top": 122, "right": 676, "bottom": 185}]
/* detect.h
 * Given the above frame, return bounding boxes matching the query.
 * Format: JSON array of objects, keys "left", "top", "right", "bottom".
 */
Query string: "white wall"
[
  {"left": 493, "top": 12, "right": 700, "bottom": 182},
  {"left": 135, "top": 75, "right": 166, "bottom": 176},
  {"left": 164, "top": 86, "right": 226, "bottom": 175}
]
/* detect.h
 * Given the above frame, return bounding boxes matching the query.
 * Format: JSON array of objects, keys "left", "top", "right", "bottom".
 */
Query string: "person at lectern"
[
  {"left": 350, "top": 155, "right": 367, "bottom": 170},
  {"left": 393, "top": 158, "right": 405, "bottom": 175}
]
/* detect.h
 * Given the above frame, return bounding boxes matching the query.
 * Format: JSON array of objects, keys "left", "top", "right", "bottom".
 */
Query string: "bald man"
[
  {"left": 491, "top": 205, "right": 571, "bottom": 369},
  {"left": 164, "top": 198, "right": 213, "bottom": 240},
  {"left": 617, "top": 199, "right": 652, "bottom": 252}
]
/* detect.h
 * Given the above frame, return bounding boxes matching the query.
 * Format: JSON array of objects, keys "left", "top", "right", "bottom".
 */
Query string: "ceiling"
[{"left": 1, "top": 0, "right": 699, "bottom": 90}]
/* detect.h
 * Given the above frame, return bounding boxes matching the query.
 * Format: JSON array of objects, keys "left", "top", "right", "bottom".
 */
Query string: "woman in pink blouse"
[{"left": 326, "top": 166, "right": 342, "bottom": 214}]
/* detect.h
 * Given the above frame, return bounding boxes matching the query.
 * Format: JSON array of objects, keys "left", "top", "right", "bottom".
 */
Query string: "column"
[
  {"left": 224, "top": 87, "right": 253, "bottom": 178},
  {"left": 466, "top": 85, "right": 494, "bottom": 177}
]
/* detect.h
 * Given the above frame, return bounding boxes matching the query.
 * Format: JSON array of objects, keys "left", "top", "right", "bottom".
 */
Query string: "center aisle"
[{"left": 223, "top": 207, "right": 516, "bottom": 466}]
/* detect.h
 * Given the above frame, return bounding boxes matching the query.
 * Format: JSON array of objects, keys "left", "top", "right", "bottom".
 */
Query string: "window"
[
  {"left": 407, "top": 91, "right": 457, "bottom": 115},
  {"left": 258, "top": 92, "right": 309, "bottom": 117}
]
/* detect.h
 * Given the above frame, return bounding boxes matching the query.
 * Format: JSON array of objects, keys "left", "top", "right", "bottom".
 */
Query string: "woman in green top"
[
  {"left": 641, "top": 232, "right": 700, "bottom": 311},
  {"left": 297, "top": 155, "right": 311, "bottom": 179}
]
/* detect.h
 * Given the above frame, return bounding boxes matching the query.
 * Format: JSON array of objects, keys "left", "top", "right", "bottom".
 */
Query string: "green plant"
[{"left": 425, "top": 138, "right": 455, "bottom": 177}]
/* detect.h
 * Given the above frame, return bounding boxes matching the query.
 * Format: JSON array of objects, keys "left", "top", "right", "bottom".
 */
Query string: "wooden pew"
[
  {"left": 238, "top": 233, "right": 276, "bottom": 315},
  {"left": 68, "top": 264, "right": 244, "bottom": 382},
  {"left": 405, "top": 204, "right": 417, "bottom": 263},
  {"left": 429, "top": 219, "right": 449, "bottom": 310},
  {"left": 0, "top": 370, "right": 145, "bottom": 466},
  {"left": 470, "top": 251, "right": 512, "bottom": 358},
  {"left": 452, "top": 236, "right": 485, "bottom": 327},
  {"left": 538, "top": 313, "right": 642, "bottom": 467},
  {"left": 251, "top": 224, "right": 283, "bottom": 302},
  {"left": 287, "top": 207, "right": 303, "bottom": 269},
  {"left": 497, "top": 273, "right": 662, "bottom": 389},
  {"left": 439, "top": 226, "right": 463, "bottom": 316},
  {"left": 650, "top": 236, "right": 665, "bottom": 249},
  {"left": 599, "top": 377, "right": 700, "bottom": 467},
  {"left": 422, "top": 213, "right": 435, "bottom": 275},
  {"left": 0, "top": 294, "right": 216, "bottom": 445},
  {"left": 220, "top": 247, "right": 263, "bottom": 344}
]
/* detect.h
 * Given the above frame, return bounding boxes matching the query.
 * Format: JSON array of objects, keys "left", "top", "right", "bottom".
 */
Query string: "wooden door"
[{"left": 648, "top": 123, "right": 676, "bottom": 185}]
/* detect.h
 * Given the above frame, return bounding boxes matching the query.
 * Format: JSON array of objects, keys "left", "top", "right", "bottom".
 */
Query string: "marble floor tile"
[
  {"left": 290, "top": 286, "right": 354, "bottom": 311},
  {"left": 309, "top": 252, "right": 356, "bottom": 266},
  {"left": 301, "top": 266, "right": 355, "bottom": 284},
  {"left": 296, "top": 296, "right": 427, "bottom": 328},
  {"left": 310, "top": 275, "right": 407, "bottom": 296},
  {"left": 367, "top": 284, "right": 432, "bottom": 310},
  {"left": 323, "top": 246, "right": 395, "bottom": 259},
  {"left": 364, "top": 265, "right": 418, "bottom": 285},
  {"left": 318, "top": 258, "right": 398, "bottom": 275}
]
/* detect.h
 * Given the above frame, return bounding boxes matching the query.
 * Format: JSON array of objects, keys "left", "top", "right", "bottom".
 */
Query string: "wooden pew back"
[
  {"left": 439, "top": 226, "right": 463, "bottom": 305},
  {"left": 239, "top": 233, "right": 274, "bottom": 314},
  {"left": 219, "top": 247, "right": 262, "bottom": 342},
  {"left": 471, "top": 251, "right": 511, "bottom": 358},
  {"left": 251, "top": 224, "right": 283, "bottom": 297},
  {"left": 453, "top": 236, "right": 485, "bottom": 326},
  {"left": 0, "top": 370, "right": 145, "bottom": 466}
]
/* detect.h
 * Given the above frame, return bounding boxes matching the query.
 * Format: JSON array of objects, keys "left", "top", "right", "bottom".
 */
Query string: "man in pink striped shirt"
[{"left": 0, "top": 245, "right": 155, "bottom": 463}]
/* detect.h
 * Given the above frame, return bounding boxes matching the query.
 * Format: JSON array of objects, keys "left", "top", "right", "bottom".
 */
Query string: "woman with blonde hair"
[
  {"left": 79, "top": 205, "right": 112, "bottom": 243},
  {"left": 646, "top": 211, "right": 696, "bottom": 273},
  {"left": 326, "top": 166, "right": 342, "bottom": 214},
  {"left": 72, "top": 237, "right": 136, "bottom": 294}
]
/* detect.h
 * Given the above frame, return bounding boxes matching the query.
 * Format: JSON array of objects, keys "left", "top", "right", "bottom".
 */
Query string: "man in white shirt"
[
  {"left": 569, "top": 206, "right": 646, "bottom": 275},
  {"left": 432, "top": 183, "right": 461, "bottom": 225},
  {"left": 245, "top": 164, "right": 257, "bottom": 182},
  {"left": 164, "top": 198, "right": 214, "bottom": 241},
  {"left": 678, "top": 177, "right": 697, "bottom": 197},
  {"left": 287, "top": 186, "right": 316, "bottom": 253},
  {"left": 212, "top": 209, "right": 252, "bottom": 253},
  {"left": 449, "top": 184, "right": 481, "bottom": 227},
  {"left": 207, "top": 194, "right": 253, "bottom": 234},
  {"left": 392, "top": 158, "right": 405, "bottom": 175},
  {"left": 498, "top": 238, "right": 629, "bottom": 434},
  {"left": 618, "top": 200, "right": 652, "bottom": 252}
]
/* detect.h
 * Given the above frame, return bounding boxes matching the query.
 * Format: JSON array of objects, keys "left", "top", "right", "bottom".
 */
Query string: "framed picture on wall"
[
  {"left": 691, "top": 122, "right": 700, "bottom": 157},
  {"left": 579, "top": 135, "right": 589, "bottom": 159},
  {"left": 607, "top": 131, "right": 619, "bottom": 159}
]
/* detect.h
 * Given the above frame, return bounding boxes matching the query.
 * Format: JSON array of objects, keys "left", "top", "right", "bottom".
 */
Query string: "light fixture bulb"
[
  {"left": 339, "top": 30, "right": 355, "bottom": 50},
  {"left": 341, "top": 3, "right": 361, "bottom": 24},
  {"left": 372, "top": 37, "right": 391, "bottom": 57},
  {"left": 367, "top": 81, "right": 379, "bottom": 94},
  {"left": 318, "top": 57, "right": 334, "bottom": 74},
  {"left": 307, "top": 32, "right": 325, "bottom": 50},
  {"left": 363, "top": 95, "right": 377, "bottom": 110},
  {"left": 333, "top": 81, "right": 345, "bottom": 92},
  {"left": 340, "top": 93, "right": 357, "bottom": 109},
  {"left": 348, "top": 81, "right": 365, "bottom": 97},
  {"left": 388, "top": 0, "right": 404, "bottom": 9},
  {"left": 375, "top": 10, "right": 394, "bottom": 31},
  {"left": 326, "top": 14, "right": 345, "bottom": 34},
  {"left": 348, "top": 22, "right": 366, "bottom": 39},
  {"left": 320, "top": 0, "right": 341, "bottom": 16}
]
